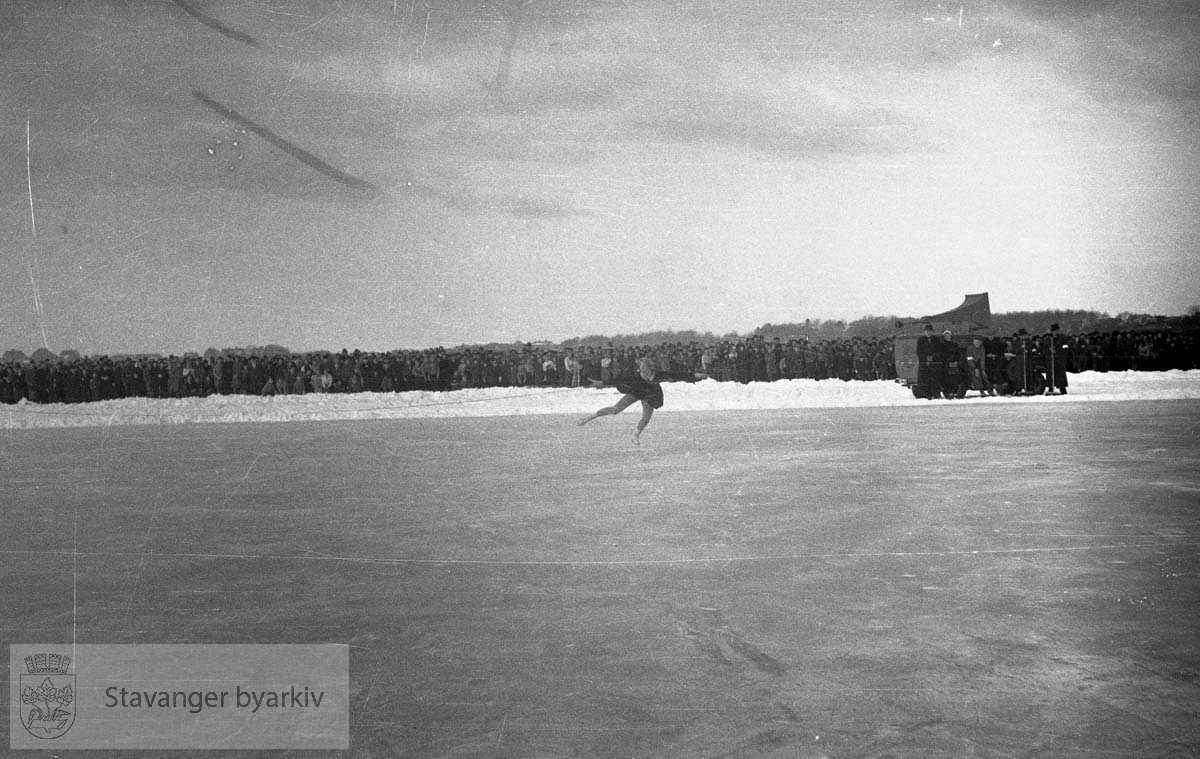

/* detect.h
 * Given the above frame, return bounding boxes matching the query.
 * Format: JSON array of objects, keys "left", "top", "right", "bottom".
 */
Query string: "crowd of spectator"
[
  {"left": 998, "top": 329, "right": 1197, "bottom": 373},
  {"left": 1, "top": 328, "right": 1197, "bottom": 406},
  {"left": 914, "top": 326, "right": 1200, "bottom": 399}
]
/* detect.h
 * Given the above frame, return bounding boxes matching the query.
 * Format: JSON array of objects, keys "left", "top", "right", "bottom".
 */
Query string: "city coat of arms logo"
[{"left": 19, "top": 653, "right": 75, "bottom": 739}]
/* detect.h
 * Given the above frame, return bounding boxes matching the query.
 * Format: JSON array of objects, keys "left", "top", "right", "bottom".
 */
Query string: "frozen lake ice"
[{"left": 3, "top": 377, "right": 1199, "bottom": 757}]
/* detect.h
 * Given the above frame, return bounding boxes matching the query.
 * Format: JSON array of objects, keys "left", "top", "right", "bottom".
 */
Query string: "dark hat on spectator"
[
  {"left": 923, "top": 323, "right": 933, "bottom": 331},
  {"left": 1049, "top": 323, "right": 1060, "bottom": 332}
]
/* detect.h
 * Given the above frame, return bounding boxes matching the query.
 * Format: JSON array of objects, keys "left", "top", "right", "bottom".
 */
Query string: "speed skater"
[{"left": 578, "top": 356, "right": 706, "bottom": 444}]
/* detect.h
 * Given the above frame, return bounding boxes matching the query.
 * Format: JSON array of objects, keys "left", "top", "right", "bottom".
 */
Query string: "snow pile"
[{"left": 3, "top": 370, "right": 1199, "bottom": 429}]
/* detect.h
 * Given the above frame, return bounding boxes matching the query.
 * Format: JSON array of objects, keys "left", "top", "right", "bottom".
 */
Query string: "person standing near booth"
[
  {"left": 915, "top": 324, "right": 943, "bottom": 399},
  {"left": 966, "top": 336, "right": 996, "bottom": 397}
]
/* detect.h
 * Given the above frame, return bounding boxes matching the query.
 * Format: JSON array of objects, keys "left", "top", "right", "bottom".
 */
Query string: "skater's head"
[{"left": 637, "top": 357, "right": 656, "bottom": 380}]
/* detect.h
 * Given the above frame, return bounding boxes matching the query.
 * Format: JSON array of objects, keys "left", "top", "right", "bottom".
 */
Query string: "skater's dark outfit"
[
  {"left": 578, "top": 358, "right": 704, "bottom": 444},
  {"left": 1041, "top": 324, "right": 1070, "bottom": 395},
  {"left": 915, "top": 325, "right": 944, "bottom": 399}
]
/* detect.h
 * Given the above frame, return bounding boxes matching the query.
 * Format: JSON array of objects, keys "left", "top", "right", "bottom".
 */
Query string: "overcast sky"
[{"left": 3, "top": 0, "right": 1198, "bottom": 354}]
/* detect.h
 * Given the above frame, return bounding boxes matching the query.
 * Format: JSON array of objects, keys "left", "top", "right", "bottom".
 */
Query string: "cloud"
[
  {"left": 2, "top": 0, "right": 1197, "bottom": 354},
  {"left": 389, "top": 178, "right": 582, "bottom": 219}
]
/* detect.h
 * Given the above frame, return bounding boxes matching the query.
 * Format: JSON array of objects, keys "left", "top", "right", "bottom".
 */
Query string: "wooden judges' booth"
[{"left": 893, "top": 293, "right": 993, "bottom": 397}]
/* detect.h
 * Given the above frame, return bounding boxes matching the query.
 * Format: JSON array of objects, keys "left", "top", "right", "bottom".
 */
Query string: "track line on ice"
[
  {"left": 5, "top": 541, "right": 1198, "bottom": 567},
  {"left": 72, "top": 507, "right": 79, "bottom": 665}
]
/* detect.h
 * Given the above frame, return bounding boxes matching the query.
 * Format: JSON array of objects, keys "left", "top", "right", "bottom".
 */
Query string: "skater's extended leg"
[{"left": 579, "top": 393, "right": 638, "bottom": 425}]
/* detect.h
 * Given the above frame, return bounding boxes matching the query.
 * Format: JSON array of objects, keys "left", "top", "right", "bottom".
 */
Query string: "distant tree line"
[
  {"left": 558, "top": 309, "right": 1200, "bottom": 348},
  {"left": 3, "top": 310, "right": 1197, "bottom": 366}
]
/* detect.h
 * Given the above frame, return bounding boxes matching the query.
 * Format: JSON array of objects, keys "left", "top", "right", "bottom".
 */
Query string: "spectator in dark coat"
[
  {"left": 915, "top": 324, "right": 942, "bottom": 399},
  {"left": 1042, "top": 324, "right": 1070, "bottom": 395}
]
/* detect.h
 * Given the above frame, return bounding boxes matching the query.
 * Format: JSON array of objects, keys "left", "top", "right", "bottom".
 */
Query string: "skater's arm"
[
  {"left": 654, "top": 369, "right": 708, "bottom": 383},
  {"left": 587, "top": 376, "right": 656, "bottom": 396}
]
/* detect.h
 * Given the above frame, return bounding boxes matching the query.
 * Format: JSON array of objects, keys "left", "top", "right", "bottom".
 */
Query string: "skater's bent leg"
[
  {"left": 579, "top": 394, "right": 638, "bottom": 425},
  {"left": 632, "top": 401, "right": 654, "bottom": 443}
]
